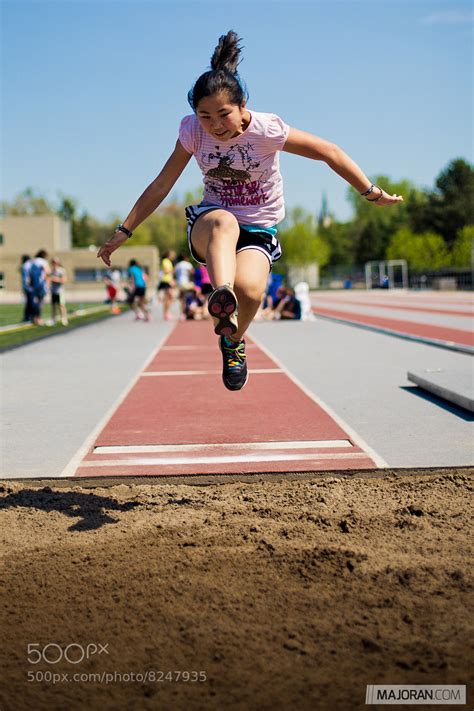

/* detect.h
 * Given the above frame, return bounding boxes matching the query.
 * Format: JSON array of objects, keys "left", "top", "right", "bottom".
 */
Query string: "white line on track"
[
  {"left": 93, "top": 439, "right": 353, "bottom": 454},
  {"left": 161, "top": 344, "right": 258, "bottom": 350},
  {"left": 140, "top": 368, "right": 282, "bottom": 376},
  {"left": 79, "top": 452, "right": 369, "bottom": 468},
  {"left": 312, "top": 312, "right": 474, "bottom": 355},
  {"left": 249, "top": 331, "right": 389, "bottom": 468},
  {"left": 59, "top": 328, "right": 175, "bottom": 477}
]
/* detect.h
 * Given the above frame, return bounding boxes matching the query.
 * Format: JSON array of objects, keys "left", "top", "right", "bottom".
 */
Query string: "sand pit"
[{"left": 1, "top": 471, "right": 472, "bottom": 710}]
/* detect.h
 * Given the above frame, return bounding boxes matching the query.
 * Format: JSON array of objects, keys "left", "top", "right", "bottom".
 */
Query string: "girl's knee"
[
  {"left": 206, "top": 210, "right": 239, "bottom": 235},
  {"left": 235, "top": 283, "right": 265, "bottom": 305}
]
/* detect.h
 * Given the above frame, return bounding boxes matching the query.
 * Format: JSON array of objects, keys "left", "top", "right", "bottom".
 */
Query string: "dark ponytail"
[{"left": 188, "top": 31, "right": 248, "bottom": 111}]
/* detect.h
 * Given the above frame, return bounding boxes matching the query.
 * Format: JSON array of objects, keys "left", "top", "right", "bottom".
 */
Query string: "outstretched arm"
[
  {"left": 97, "top": 140, "right": 192, "bottom": 266},
  {"left": 282, "top": 128, "right": 403, "bottom": 206}
]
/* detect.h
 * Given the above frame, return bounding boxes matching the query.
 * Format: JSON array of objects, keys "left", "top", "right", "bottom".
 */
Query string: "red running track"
[
  {"left": 311, "top": 301, "right": 474, "bottom": 349},
  {"left": 310, "top": 298, "right": 473, "bottom": 318},
  {"left": 74, "top": 321, "right": 377, "bottom": 477}
]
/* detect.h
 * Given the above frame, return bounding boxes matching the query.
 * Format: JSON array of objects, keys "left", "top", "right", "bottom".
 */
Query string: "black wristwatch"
[{"left": 114, "top": 223, "right": 133, "bottom": 238}]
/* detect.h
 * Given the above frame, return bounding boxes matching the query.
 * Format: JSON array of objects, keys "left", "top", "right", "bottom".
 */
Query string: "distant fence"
[
  {"left": 409, "top": 268, "right": 472, "bottom": 291},
  {"left": 320, "top": 266, "right": 472, "bottom": 290}
]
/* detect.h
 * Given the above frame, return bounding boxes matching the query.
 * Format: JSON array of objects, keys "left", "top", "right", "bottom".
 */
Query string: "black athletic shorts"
[{"left": 185, "top": 204, "right": 282, "bottom": 270}]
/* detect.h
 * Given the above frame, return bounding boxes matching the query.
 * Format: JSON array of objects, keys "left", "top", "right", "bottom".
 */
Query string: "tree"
[
  {"left": 57, "top": 194, "right": 95, "bottom": 247},
  {"left": 73, "top": 212, "right": 94, "bottom": 248},
  {"left": 279, "top": 207, "right": 330, "bottom": 268},
  {"left": 346, "top": 176, "right": 415, "bottom": 264},
  {"left": 57, "top": 195, "right": 77, "bottom": 222},
  {"left": 420, "top": 159, "right": 474, "bottom": 246},
  {"left": 451, "top": 225, "right": 474, "bottom": 268},
  {"left": 386, "top": 228, "right": 450, "bottom": 271},
  {"left": 319, "top": 221, "right": 353, "bottom": 267},
  {"left": 1, "top": 187, "right": 54, "bottom": 215}
]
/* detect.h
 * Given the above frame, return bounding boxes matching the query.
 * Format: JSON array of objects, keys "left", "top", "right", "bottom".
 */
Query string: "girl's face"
[{"left": 196, "top": 92, "right": 250, "bottom": 141}]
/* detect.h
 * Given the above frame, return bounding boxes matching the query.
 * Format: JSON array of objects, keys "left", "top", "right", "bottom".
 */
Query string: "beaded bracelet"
[
  {"left": 366, "top": 187, "right": 384, "bottom": 202},
  {"left": 360, "top": 184, "right": 375, "bottom": 197}
]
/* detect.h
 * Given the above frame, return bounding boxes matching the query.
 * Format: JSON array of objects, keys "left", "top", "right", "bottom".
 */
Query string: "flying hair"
[
  {"left": 187, "top": 30, "right": 248, "bottom": 111},
  {"left": 210, "top": 31, "right": 243, "bottom": 74}
]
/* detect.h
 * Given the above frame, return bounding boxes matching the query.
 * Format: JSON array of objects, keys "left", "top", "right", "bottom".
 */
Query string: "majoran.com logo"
[{"left": 365, "top": 685, "right": 466, "bottom": 706}]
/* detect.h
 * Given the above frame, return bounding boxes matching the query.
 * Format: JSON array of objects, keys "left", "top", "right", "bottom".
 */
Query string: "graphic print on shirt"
[{"left": 202, "top": 143, "right": 270, "bottom": 207}]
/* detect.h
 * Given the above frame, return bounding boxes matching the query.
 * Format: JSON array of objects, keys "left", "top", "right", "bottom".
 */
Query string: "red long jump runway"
[
  {"left": 74, "top": 321, "right": 378, "bottom": 478},
  {"left": 311, "top": 292, "right": 474, "bottom": 352}
]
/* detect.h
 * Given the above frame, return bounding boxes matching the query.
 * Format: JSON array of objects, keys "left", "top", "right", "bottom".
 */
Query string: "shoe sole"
[
  {"left": 218, "top": 338, "right": 249, "bottom": 391},
  {"left": 208, "top": 286, "right": 238, "bottom": 337},
  {"left": 224, "top": 370, "right": 248, "bottom": 391}
]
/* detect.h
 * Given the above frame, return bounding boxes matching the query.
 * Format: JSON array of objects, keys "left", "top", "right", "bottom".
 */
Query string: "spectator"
[
  {"left": 174, "top": 254, "right": 195, "bottom": 319},
  {"left": 20, "top": 255, "right": 34, "bottom": 323},
  {"left": 183, "top": 287, "right": 205, "bottom": 320},
  {"left": 128, "top": 259, "right": 150, "bottom": 322},
  {"left": 194, "top": 263, "right": 213, "bottom": 297},
  {"left": 49, "top": 258, "right": 69, "bottom": 326},
  {"left": 175, "top": 254, "right": 194, "bottom": 289},
  {"left": 104, "top": 267, "right": 122, "bottom": 314},
  {"left": 271, "top": 287, "right": 301, "bottom": 320},
  {"left": 257, "top": 273, "right": 278, "bottom": 320},
  {"left": 29, "top": 249, "right": 50, "bottom": 326},
  {"left": 262, "top": 284, "right": 286, "bottom": 320},
  {"left": 194, "top": 263, "right": 213, "bottom": 320},
  {"left": 294, "top": 282, "right": 315, "bottom": 321},
  {"left": 157, "top": 250, "right": 176, "bottom": 321},
  {"left": 280, "top": 287, "right": 302, "bottom": 320}
]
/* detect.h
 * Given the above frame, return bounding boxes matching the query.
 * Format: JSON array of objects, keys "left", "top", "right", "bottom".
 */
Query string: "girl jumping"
[{"left": 98, "top": 30, "right": 403, "bottom": 391}]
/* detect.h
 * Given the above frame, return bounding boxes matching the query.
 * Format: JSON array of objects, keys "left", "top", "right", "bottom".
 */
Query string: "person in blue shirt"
[
  {"left": 128, "top": 259, "right": 150, "bottom": 322},
  {"left": 20, "top": 255, "right": 34, "bottom": 322}
]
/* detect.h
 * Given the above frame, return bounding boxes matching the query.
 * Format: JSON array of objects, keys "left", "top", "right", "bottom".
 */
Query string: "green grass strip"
[{"left": 0, "top": 305, "right": 128, "bottom": 351}]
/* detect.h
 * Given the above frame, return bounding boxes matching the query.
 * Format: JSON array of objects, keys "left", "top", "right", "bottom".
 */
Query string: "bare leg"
[
  {"left": 189, "top": 210, "right": 240, "bottom": 288},
  {"left": 138, "top": 296, "right": 149, "bottom": 320},
  {"left": 60, "top": 302, "right": 69, "bottom": 325},
  {"left": 233, "top": 250, "right": 270, "bottom": 341},
  {"left": 163, "top": 288, "right": 174, "bottom": 319}
]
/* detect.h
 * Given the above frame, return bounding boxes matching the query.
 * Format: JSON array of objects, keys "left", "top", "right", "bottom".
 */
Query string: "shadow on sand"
[{"left": 0, "top": 486, "right": 143, "bottom": 532}]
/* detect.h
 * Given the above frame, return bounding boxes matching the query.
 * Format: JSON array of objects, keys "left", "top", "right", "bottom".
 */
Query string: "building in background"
[{"left": 0, "top": 215, "right": 159, "bottom": 295}]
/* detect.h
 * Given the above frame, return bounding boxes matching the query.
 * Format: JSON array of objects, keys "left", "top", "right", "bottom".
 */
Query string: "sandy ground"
[{"left": 0, "top": 471, "right": 472, "bottom": 711}]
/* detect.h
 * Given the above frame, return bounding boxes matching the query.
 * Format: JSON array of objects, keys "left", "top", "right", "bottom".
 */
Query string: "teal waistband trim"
[{"left": 240, "top": 224, "right": 278, "bottom": 237}]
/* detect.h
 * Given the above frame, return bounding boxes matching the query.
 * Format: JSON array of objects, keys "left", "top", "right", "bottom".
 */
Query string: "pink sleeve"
[
  {"left": 178, "top": 115, "right": 196, "bottom": 154},
  {"left": 265, "top": 114, "right": 290, "bottom": 151}
]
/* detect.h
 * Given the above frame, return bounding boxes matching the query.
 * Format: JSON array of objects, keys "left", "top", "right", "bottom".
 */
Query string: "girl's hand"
[
  {"left": 97, "top": 232, "right": 128, "bottom": 266},
  {"left": 369, "top": 188, "right": 404, "bottom": 207}
]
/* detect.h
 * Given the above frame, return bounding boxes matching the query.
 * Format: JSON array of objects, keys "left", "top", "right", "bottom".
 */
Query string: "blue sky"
[{"left": 3, "top": 0, "right": 473, "bottom": 224}]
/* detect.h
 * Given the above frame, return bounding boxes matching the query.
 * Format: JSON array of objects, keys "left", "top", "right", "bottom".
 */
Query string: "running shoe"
[
  {"left": 219, "top": 336, "right": 248, "bottom": 391},
  {"left": 208, "top": 285, "right": 238, "bottom": 337}
]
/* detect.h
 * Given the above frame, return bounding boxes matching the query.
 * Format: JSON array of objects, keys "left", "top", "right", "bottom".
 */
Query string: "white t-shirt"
[
  {"left": 179, "top": 110, "right": 290, "bottom": 227},
  {"left": 174, "top": 260, "right": 194, "bottom": 287}
]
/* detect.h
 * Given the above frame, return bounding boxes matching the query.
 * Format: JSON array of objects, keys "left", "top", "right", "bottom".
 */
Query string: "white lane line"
[
  {"left": 93, "top": 439, "right": 353, "bottom": 454},
  {"left": 140, "top": 368, "right": 282, "bottom": 376},
  {"left": 161, "top": 345, "right": 216, "bottom": 350},
  {"left": 249, "top": 331, "right": 389, "bottom": 468},
  {"left": 59, "top": 328, "right": 176, "bottom": 477},
  {"left": 78, "top": 452, "right": 369, "bottom": 468},
  {"left": 161, "top": 344, "right": 258, "bottom": 350},
  {"left": 312, "top": 312, "right": 474, "bottom": 356}
]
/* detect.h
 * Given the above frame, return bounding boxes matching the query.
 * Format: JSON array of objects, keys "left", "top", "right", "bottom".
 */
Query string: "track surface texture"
[{"left": 2, "top": 290, "right": 472, "bottom": 478}]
